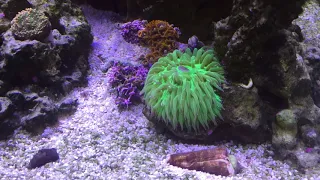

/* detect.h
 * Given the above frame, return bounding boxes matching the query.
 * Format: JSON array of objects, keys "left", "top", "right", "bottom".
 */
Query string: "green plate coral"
[{"left": 141, "top": 48, "right": 225, "bottom": 132}]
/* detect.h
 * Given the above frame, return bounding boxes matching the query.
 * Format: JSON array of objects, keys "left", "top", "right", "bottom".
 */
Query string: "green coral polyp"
[{"left": 141, "top": 48, "right": 225, "bottom": 132}]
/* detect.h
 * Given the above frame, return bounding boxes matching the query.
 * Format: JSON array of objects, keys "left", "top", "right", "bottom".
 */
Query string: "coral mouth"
[{"left": 178, "top": 65, "right": 189, "bottom": 72}]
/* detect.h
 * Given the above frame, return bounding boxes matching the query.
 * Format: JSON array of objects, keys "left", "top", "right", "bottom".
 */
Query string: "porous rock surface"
[
  {"left": 213, "top": 0, "right": 320, "bottom": 169},
  {"left": 0, "top": 0, "right": 93, "bottom": 139}
]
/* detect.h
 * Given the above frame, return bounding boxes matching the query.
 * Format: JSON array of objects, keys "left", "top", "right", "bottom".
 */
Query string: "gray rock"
[
  {"left": 1, "top": 30, "right": 61, "bottom": 80},
  {"left": 0, "top": 0, "right": 92, "bottom": 139},
  {"left": 217, "top": 86, "right": 272, "bottom": 143},
  {"left": 47, "top": 29, "right": 75, "bottom": 45},
  {"left": 0, "top": 80, "right": 8, "bottom": 95},
  {"left": 296, "top": 151, "right": 320, "bottom": 169},
  {"left": 0, "top": 96, "right": 13, "bottom": 121},
  {"left": 301, "top": 125, "right": 320, "bottom": 147},
  {"left": 0, "top": 17, "right": 10, "bottom": 34},
  {"left": 58, "top": 97, "right": 78, "bottom": 114},
  {"left": 6, "top": 90, "right": 26, "bottom": 110},
  {"left": 24, "top": 92, "right": 39, "bottom": 103},
  {"left": 187, "top": 35, "right": 205, "bottom": 50},
  {"left": 0, "top": 0, "right": 31, "bottom": 19},
  {"left": 21, "top": 96, "right": 58, "bottom": 133},
  {"left": 304, "top": 45, "right": 320, "bottom": 107},
  {"left": 305, "top": 46, "right": 320, "bottom": 61},
  {"left": 212, "top": 0, "right": 320, "bottom": 166},
  {"left": 0, "top": 118, "right": 20, "bottom": 139},
  {"left": 27, "top": 148, "right": 59, "bottom": 169},
  {"left": 272, "top": 109, "right": 298, "bottom": 150}
]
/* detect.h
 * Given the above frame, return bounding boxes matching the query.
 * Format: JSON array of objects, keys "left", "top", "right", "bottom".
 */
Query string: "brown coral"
[
  {"left": 138, "top": 20, "right": 179, "bottom": 65},
  {"left": 11, "top": 8, "right": 51, "bottom": 41}
]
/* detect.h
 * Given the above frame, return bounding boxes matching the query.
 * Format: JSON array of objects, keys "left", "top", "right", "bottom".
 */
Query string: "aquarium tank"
[{"left": 0, "top": 0, "right": 319, "bottom": 179}]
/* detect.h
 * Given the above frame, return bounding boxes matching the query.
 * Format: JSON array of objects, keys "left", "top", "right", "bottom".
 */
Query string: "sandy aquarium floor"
[{"left": 0, "top": 5, "right": 319, "bottom": 180}]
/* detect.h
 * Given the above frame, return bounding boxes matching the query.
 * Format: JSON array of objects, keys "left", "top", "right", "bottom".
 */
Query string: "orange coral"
[{"left": 138, "top": 20, "right": 180, "bottom": 65}]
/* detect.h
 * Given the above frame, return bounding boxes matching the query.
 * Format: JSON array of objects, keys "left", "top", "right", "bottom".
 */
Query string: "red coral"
[{"left": 138, "top": 20, "right": 180, "bottom": 65}]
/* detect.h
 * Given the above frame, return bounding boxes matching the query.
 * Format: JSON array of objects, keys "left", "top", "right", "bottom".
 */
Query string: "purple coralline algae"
[
  {"left": 120, "top": 19, "right": 147, "bottom": 44},
  {"left": 108, "top": 61, "right": 149, "bottom": 109},
  {"left": 187, "top": 35, "right": 205, "bottom": 50}
]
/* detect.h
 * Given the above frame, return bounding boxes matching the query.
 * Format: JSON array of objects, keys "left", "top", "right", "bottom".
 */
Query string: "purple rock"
[
  {"left": 27, "top": 148, "right": 59, "bottom": 169},
  {"left": 120, "top": 19, "right": 147, "bottom": 44}
]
